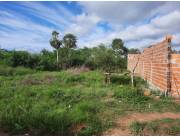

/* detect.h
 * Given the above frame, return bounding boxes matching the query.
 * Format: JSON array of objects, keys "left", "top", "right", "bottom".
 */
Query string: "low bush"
[
  {"left": 134, "top": 77, "right": 147, "bottom": 88},
  {"left": 110, "top": 74, "right": 131, "bottom": 85},
  {"left": 114, "top": 86, "right": 149, "bottom": 103},
  {"left": 65, "top": 74, "right": 85, "bottom": 83},
  {"left": 0, "top": 65, "right": 35, "bottom": 76},
  {"left": 110, "top": 74, "right": 146, "bottom": 88}
]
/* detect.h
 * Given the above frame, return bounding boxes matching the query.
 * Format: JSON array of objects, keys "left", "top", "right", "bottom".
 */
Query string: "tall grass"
[
  {"left": 0, "top": 69, "right": 180, "bottom": 135},
  {"left": 0, "top": 65, "right": 35, "bottom": 76},
  {"left": 129, "top": 118, "right": 180, "bottom": 135}
]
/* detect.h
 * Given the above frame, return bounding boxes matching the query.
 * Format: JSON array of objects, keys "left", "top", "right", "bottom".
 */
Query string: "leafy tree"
[
  {"left": 111, "top": 38, "right": 128, "bottom": 57},
  {"left": 87, "top": 44, "right": 118, "bottom": 72},
  {"left": 0, "top": 49, "right": 3, "bottom": 59},
  {"left": 63, "top": 33, "right": 77, "bottom": 68},
  {"left": 38, "top": 49, "right": 56, "bottom": 71},
  {"left": 10, "top": 51, "right": 30, "bottom": 67},
  {"left": 49, "top": 31, "right": 62, "bottom": 68},
  {"left": 128, "top": 48, "right": 141, "bottom": 54},
  {"left": 63, "top": 33, "right": 77, "bottom": 49}
]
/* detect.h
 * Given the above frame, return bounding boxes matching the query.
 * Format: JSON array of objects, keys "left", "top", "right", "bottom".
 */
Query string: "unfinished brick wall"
[
  {"left": 128, "top": 37, "right": 180, "bottom": 97},
  {"left": 171, "top": 54, "right": 180, "bottom": 97}
]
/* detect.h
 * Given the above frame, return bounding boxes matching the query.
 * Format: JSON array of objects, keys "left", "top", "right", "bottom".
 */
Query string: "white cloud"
[
  {"left": 19, "top": 1, "right": 73, "bottom": 27},
  {"left": 74, "top": 1, "right": 180, "bottom": 50},
  {"left": 78, "top": 1, "right": 165, "bottom": 25},
  {"left": 64, "top": 13, "right": 100, "bottom": 37},
  {"left": 152, "top": 11, "right": 180, "bottom": 30},
  {"left": 0, "top": 1, "right": 180, "bottom": 52},
  {"left": 77, "top": 10, "right": 180, "bottom": 50}
]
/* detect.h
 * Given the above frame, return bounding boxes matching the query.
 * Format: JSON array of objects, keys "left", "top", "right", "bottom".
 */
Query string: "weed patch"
[
  {"left": 0, "top": 70, "right": 180, "bottom": 135},
  {"left": 129, "top": 118, "right": 180, "bottom": 135}
]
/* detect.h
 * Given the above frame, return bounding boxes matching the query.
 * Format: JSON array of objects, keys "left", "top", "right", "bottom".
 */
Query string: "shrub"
[
  {"left": 113, "top": 86, "right": 150, "bottom": 105},
  {"left": 134, "top": 77, "right": 147, "bottom": 88},
  {"left": 64, "top": 74, "right": 85, "bottom": 83},
  {"left": 0, "top": 65, "right": 35, "bottom": 76},
  {"left": 0, "top": 65, "right": 14, "bottom": 76},
  {"left": 13, "top": 67, "right": 35, "bottom": 75},
  {"left": 110, "top": 74, "right": 146, "bottom": 87},
  {"left": 111, "top": 74, "right": 131, "bottom": 85}
]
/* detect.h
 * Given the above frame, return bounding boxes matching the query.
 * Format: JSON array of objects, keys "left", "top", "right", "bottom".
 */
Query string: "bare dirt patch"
[
  {"left": 174, "top": 99, "right": 180, "bottom": 104},
  {"left": 103, "top": 112, "right": 180, "bottom": 136},
  {"left": 69, "top": 123, "right": 87, "bottom": 135}
]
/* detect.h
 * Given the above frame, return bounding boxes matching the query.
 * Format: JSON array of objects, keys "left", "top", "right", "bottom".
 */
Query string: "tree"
[
  {"left": 130, "top": 55, "right": 140, "bottom": 87},
  {"left": 128, "top": 48, "right": 141, "bottom": 54},
  {"left": 49, "top": 31, "right": 62, "bottom": 69},
  {"left": 10, "top": 51, "right": 30, "bottom": 67},
  {"left": 63, "top": 33, "right": 77, "bottom": 68},
  {"left": 111, "top": 38, "right": 128, "bottom": 57},
  {"left": 63, "top": 33, "right": 77, "bottom": 49}
]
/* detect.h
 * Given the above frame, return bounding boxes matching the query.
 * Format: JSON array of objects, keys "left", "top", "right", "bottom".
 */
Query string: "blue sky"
[{"left": 0, "top": 1, "right": 180, "bottom": 52}]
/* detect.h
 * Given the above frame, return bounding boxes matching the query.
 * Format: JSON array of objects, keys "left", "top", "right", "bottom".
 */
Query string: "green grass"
[
  {"left": 0, "top": 65, "right": 36, "bottom": 76},
  {"left": 0, "top": 69, "right": 180, "bottom": 135},
  {"left": 129, "top": 118, "right": 180, "bottom": 135},
  {"left": 129, "top": 121, "right": 146, "bottom": 135}
]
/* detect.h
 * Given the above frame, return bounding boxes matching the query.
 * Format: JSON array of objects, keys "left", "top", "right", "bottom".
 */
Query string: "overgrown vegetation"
[
  {"left": 0, "top": 65, "right": 36, "bottom": 76},
  {"left": 130, "top": 118, "right": 180, "bottom": 135},
  {"left": 0, "top": 37, "right": 129, "bottom": 72},
  {"left": 0, "top": 69, "right": 180, "bottom": 135},
  {"left": 0, "top": 33, "right": 179, "bottom": 135}
]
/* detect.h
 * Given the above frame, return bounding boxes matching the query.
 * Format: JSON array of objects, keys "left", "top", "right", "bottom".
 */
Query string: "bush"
[
  {"left": 0, "top": 65, "right": 14, "bottom": 76},
  {"left": 134, "top": 77, "right": 147, "bottom": 88},
  {"left": 0, "top": 65, "right": 35, "bottom": 76},
  {"left": 13, "top": 67, "right": 35, "bottom": 75},
  {"left": 65, "top": 74, "right": 85, "bottom": 83},
  {"left": 113, "top": 86, "right": 150, "bottom": 104},
  {"left": 111, "top": 74, "right": 131, "bottom": 85},
  {"left": 110, "top": 74, "right": 146, "bottom": 87}
]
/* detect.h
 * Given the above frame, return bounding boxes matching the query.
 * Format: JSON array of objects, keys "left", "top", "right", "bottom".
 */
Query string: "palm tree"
[
  {"left": 49, "top": 31, "right": 62, "bottom": 69},
  {"left": 63, "top": 33, "right": 77, "bottom": 49},
  {"left": 63, "top": 33, "right": 77, "bottom": 68}
]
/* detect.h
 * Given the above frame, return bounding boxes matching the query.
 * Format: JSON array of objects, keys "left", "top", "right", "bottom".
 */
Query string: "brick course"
[{"left": 128, "top": 37, "right": 180, "bottom": 98}]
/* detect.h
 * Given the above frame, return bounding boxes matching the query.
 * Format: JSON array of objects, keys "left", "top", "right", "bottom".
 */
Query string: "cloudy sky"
[{"left": 0, "top": 1, "right": 180, "bottom": 52}]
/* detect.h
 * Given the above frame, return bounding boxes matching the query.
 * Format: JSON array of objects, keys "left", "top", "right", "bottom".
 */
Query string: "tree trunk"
[
  {"left": 67, "top": 48, "right": 71, "bottom": 69},
  {"left": 130, "top": 55, "right": 140, "bottom": 88},
  {"left": 131, "top": 72, "right": 134, "bottom": 87},
  {"left": 56, "top": 49, "right": 59, "bottom": 70}
]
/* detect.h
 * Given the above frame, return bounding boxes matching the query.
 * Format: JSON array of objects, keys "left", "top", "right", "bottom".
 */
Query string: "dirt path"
[{"left": 103, "top": 112, "right": 180, "bottom": 136}]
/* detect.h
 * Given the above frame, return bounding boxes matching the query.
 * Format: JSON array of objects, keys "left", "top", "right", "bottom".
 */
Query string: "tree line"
[{"left": 0, "top": 31, "right": 140, "bottom": 72}]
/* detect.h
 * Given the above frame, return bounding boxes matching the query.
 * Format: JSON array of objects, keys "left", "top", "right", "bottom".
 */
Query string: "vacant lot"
[{"left": 0, "top": 68, "right": 180, "bottom": 135}]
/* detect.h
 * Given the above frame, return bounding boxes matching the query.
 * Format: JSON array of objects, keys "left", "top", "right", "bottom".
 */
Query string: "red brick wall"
[
  {"left": 171, "top": 54, "right": 180, "bottom": 97},
  {"left": 128, "top": 38, "right": 180, "bottom": 97}
]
